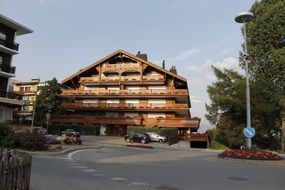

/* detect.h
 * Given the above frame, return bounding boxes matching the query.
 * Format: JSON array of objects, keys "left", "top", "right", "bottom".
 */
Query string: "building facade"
[
  {"left": 0, "top": 14, "right": 33, "bottom": 122},
  {"left": 12, "top": 79, "right": 46, "bottom": 123},
  {"left": 52, "top": 50, "right": 201, "bottom": 136}
]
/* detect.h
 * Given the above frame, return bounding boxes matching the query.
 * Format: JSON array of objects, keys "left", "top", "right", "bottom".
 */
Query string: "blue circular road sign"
[{"left": 243, "top": 127, "right": 255, "bottom": 138}]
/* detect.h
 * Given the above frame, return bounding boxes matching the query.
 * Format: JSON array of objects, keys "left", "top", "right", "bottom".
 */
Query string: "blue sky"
[{"left": 1, "top": 0, "right": 256, "bottom": 132}]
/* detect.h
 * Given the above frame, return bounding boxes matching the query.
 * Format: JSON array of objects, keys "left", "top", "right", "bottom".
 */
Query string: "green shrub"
[
  {"left": 0, "top": 122, "right": 11, "bottom": 139},
  {"left": 207, "top": 128, "right": 228, "bottom": 147},
  {"left": 1, "top": 133, "right": 21, "bottom": 148},
  {"left": 46, "top": 124, "right": 100, "bottom": 135},
  {"left": 18, "top": 132, "right": 48, "bottom": 151}
]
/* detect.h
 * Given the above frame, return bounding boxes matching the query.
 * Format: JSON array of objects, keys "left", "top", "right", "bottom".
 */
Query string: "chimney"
[
  {"left": 136, "top": 51, "right": 148, "bottom": 61},
  {"left": 170, "top": 65, "right": 177, "bottom": 75},
  {"left": 162, "top": 60, "right": 165, "bottom": 69}
]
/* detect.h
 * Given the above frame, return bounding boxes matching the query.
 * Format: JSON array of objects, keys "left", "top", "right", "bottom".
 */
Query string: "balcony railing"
[
  {"left": 13, "top": 90, "right": 36, "bottom": 95},
  {"left": 0, "top": 64, "right": 16, "bottom": 75},
  {"left": 49, "top": 115, "right": 142, "bottom": 126},
  {"left": 48, "top": 114, "right": 200, "bottom": 129},
  {"left": 0, "top": 37, "right": 19, "bottom": 51},
  {"left": 156, "top": 117, "right": 201, "bottom": 128},
  {"left": 0, "top": 90, "right": 20, "bottom": 99},
  {"left": 79, "top": 75, "right": 165, "bottom": 84},
  {"left": 59, "top": 102, "right": 188, "bottom": 110},
  {"left": 61, "top": 89, "right": 188, "bottom": 96}
]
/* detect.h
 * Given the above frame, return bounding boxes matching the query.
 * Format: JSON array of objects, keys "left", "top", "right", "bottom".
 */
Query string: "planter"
[{"left": 218, "top": 149, "right": 284, "bottom": 161}]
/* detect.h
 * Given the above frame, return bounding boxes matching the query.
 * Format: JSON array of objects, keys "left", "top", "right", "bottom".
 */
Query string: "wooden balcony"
[
  {"left": 79, "top": 74, "right": 165, "bottom": 84},
  {"left": 59, "top": 102, "right": 188, "bottom": 110},
  {"left": 156, "top": 117, "right": 201, "bottom": 128},
  {"left": 61, "top": 89, "right": 188, "bottom": 97},
  {"left": 13, "top": 90, "right": 36, "bottom": 95},
  {"left": 102, "top": 63, "right": 141, "bottom": 73},
  {"left": 49, "top": 115, "right": 142, "bottom": 126},
  {"left": 80, "top": 77, "right": 99, "bottom": 83},
  {"left": 49, "top": 114, "right": 200, "bottom": 131}
]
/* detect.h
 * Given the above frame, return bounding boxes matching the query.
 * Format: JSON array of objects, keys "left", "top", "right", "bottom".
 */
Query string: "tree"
[
  {"left": 246, "top": 0, "right": 285, "bottom": 149},
  {"left": 34, "top": 78, "right": 64, "bottom": 125},
  {"left": 206, "top": 0, "right": 285, "bottom": 149},
  {"left": 206, "top": 67, "right": 246, "bottom": 148}
]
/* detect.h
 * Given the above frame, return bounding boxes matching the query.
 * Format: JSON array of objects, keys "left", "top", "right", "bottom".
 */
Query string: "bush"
[
  {"left": 0, "top": 122, "right": 12, "bottom": 139},
  {"left": 1, "top": 133, "right": 21, "bottom": 149},
  {"left": 18, "top": 132, "right": 48, "bottom": 151},
  {"left": 207, "top": 128, "right": 228, "bottom": 147},
  {"left": 46, "top": 124, "right": 100, "bottom": 135}
]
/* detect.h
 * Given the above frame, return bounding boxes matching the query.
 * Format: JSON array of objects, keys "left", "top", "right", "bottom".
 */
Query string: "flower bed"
[{"left": 218, "top": 149, "right": 284, "bottom": 161}]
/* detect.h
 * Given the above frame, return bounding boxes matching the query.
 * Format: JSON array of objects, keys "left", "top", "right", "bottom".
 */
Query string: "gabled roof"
[{"left": 62, "top": 49, "right": 187, "bottom": 84}]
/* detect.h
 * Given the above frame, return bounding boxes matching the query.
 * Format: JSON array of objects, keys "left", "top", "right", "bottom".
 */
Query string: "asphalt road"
[{"left": 30, "top": 146, "right": 285, "bottom": 190}]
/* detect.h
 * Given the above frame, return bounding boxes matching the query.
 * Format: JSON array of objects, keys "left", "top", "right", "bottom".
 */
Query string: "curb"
[{"left": 126, "top": 144, "right": 154, "bottom": 149}]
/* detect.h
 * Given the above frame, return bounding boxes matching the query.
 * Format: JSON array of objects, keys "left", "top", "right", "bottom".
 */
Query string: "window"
[
  {"left": 125, "top": 112, "right": 138, "bottom": 117},
  {"left": 83, "top": 99, "right": 98, "bottom": 104},
  {"left": 125, "top": 99, "right": 139, "bottom": 104},
  {"left": 107, "top": 99, "right": 120, "bottom": 104},
  {"left": 147, "top": 113, "right": 166, "bottom": 118},
  {"left": 148, "top": 86, "right": 166, "bottom": 90},
  {"left": 0, "top": 32, "right": 6, "bottom": 39}
]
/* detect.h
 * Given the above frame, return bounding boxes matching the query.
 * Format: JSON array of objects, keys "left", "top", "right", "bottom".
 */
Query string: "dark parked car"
[{"left": 125, "top": 133, "right": 151, "bottom": 144}]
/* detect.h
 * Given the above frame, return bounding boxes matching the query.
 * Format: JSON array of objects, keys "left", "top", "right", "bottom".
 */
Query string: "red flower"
[{"left": 218, "top": 149, "right": 283, "bottom": 160}]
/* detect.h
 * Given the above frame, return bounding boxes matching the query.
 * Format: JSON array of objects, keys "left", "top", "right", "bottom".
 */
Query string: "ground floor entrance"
[{"left": 105, "top": 125, "right": 127, "bottom": 136}]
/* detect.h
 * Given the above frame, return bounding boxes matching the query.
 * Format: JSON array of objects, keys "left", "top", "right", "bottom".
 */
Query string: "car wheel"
[
  {"left": 141, "top": 139, "right": 146, "bottom": 144},
  {"left": 159, "top": 139, "right": 163, "bottom": 143}
]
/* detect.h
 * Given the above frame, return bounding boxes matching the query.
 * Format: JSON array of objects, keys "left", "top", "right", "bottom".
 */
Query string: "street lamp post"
[
  {"left": 46, "top": 110, "right": 51, "bottom": 134},
  {"left": 235, "top": 11, "right": 254, "bottom": 149}
]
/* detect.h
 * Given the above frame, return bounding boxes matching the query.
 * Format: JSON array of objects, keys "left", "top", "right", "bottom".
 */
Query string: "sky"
[{"left": 1, "top": 0, "right": 256, "bottom": 132}]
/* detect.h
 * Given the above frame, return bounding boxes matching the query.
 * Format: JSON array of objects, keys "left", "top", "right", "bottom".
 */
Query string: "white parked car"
[{"left": 146, "top": 132, "right": 167, "bottom": 143}]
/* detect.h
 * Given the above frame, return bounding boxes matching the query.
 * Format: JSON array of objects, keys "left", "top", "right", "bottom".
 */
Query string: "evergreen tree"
[
  {"left": 206, "top": 0, "right": 285, "bottom": 149},
  {"left": 34, "top": 78, "right": 63, "bottom": 125}
]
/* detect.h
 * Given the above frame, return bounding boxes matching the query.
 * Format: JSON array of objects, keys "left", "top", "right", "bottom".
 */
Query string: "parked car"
[
  {"left": 146, "top": 132, "right": 167, "bottom": 143},
  {"left": 61, "top": 129, "right": 80, "bottom": 137},
  {"left": 33, "top": 127, "right": 47, "bottom": 134},
  {"left": 125, "top": 133, "right": 151, "bottom": 144}
]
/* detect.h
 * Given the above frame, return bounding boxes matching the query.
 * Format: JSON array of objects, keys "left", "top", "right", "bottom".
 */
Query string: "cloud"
[
  {"left": 190, "top": 95, "right": 202, "bottom": 104},
  {"left": 168, "top": 48, "right": 200, "bottom": 62},
  {"left": 187, "top": 56, "right": 240, "bottom": 73}
]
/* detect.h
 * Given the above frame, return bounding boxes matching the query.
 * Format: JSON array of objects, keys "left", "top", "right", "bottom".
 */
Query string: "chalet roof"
[{"left": 62, "top": 49, "right": 187, "bottom": 84}]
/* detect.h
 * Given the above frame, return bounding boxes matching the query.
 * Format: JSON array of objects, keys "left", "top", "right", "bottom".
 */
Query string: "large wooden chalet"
[{"left": 51, "top": 49, "right": 201, "bottom": 136}]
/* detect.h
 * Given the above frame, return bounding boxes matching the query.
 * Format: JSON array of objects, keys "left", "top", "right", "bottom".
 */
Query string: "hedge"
[{"left": 45, "top": 124, "right": 100, "bottom": 136}]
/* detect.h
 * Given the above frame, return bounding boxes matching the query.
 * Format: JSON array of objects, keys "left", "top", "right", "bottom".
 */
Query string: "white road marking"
[
  {"left": 110, "top": 177, "right": 128, "bottom": 181},
  {"left": 58, "top": 157, "right": 72, "bottom": 160},
  {"left": 68, "top": 149, "right": 91, "bottom": 158},
  {"left": 85, "top": 169, "right": 97, "bottom": 172},
  {"left": 67, "top": 162, "right": 79, "bottom": 166},
  {"left": 129, "top": 182, "right": 149, "bottom": 186},
  {"left": 70, "top": 165, "right": 88, "bottom": 169}
]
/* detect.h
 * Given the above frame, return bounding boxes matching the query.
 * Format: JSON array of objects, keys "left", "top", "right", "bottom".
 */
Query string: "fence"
[{"left": 0, "top": 149, "right": 32, "bottom": 190}]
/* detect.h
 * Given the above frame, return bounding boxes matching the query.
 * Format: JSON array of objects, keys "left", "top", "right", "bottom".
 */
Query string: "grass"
[{"left": 210, "top": 141, "right": 230, "bottom": 150}]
